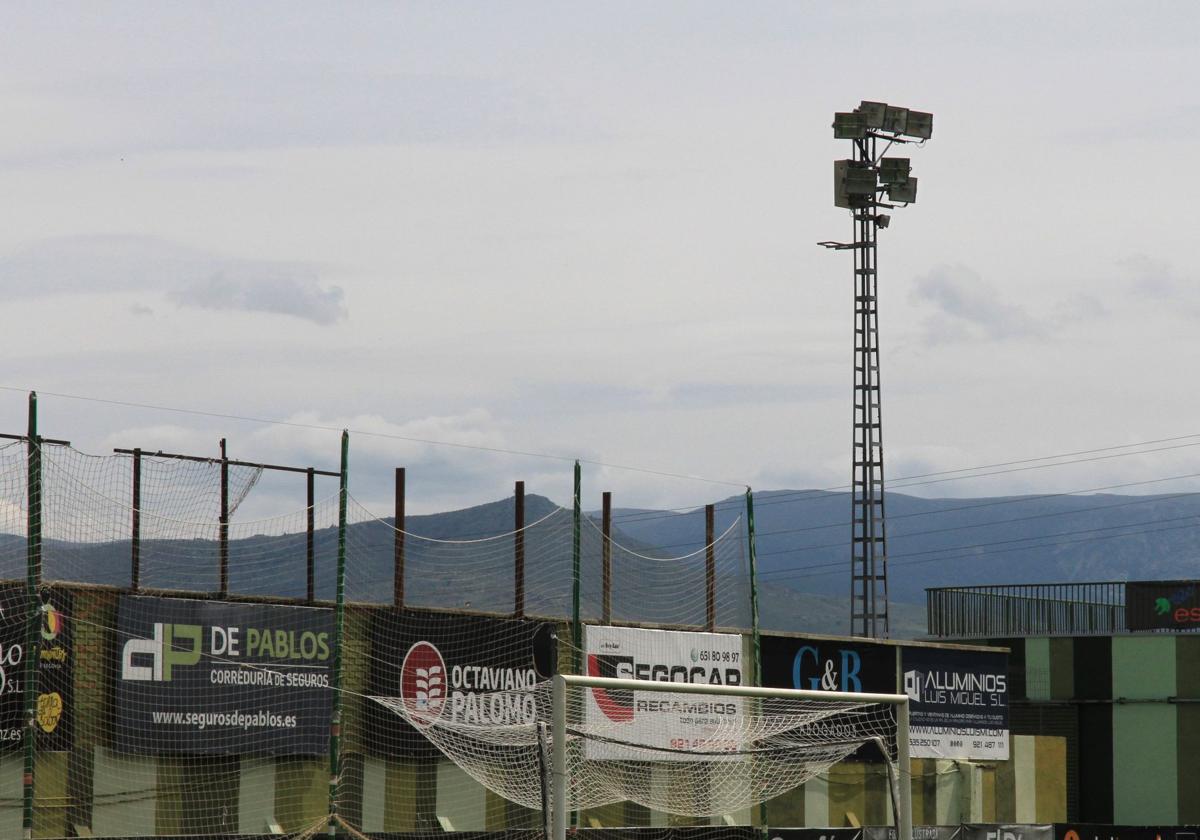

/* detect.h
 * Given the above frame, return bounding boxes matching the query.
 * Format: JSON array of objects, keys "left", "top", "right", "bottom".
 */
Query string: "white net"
[
  {"left": 0, "top": 434, "right": 777, "bottom": 837},
  {"left": 371, "top": 678, "right": 898, "bottom": 817}
]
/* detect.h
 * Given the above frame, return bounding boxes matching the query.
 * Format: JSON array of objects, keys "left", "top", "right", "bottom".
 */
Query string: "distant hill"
[{"left": 3, "top": 489, "right": 1196, "bottom": 639}]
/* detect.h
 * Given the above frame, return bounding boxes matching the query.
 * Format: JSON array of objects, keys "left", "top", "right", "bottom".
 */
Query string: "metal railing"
[{"left": 926, "top": 581, "right": 1127, "bottom": 638}]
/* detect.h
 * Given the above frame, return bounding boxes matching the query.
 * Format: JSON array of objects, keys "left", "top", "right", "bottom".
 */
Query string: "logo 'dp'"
[
  {"left": 400, "top": 641, "right": 447, "bottom": 728},
  {"left": 121, "top": 623, "right": 202, "bottom": 682}
]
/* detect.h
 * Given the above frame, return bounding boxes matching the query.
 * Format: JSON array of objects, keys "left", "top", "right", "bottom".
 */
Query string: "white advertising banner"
[
  {"left": 582, "top": 625, "right": 745, "bottom": 760},
  {"left": 901, "top": 647, "right": 1009, "bottom": 761}
]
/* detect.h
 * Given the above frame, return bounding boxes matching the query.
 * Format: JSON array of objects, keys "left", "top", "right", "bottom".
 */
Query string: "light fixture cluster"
[{"left": 833, "top": 100, "right": 931, "bottom": 210}]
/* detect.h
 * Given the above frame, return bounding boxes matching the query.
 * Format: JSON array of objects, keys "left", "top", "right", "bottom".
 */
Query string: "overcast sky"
[{"left": 2, "top": 3, "right": 1199, "bottom": 521}]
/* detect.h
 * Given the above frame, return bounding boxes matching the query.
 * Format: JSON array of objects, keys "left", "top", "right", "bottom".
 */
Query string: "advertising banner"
[
  {"left": 114, "top": 595, "right": 333, "bottom": 755},
  {"left": 772, "top": 830, "right": 863, "bottom": 840},
  {"left": 1056, "top": 826, "right": 1200, "bottom": 840},
  {"left": 961, "top": 826, "right": 1052, "bottom": 840},
  {"left": 368, "top": 611, "right": 556, "bottom": 757},
  {"left": 0, "top": 586, "right": 72, "bottom": 751},
  {"left": 761, "top": 635, "right": 896, "bottom": 694},
  {"left": 902, "top": 647, "right": 1009, "bottom": 760},
  {"left": 761, "top": 635, "right": 897, "bottom": 762},
  {"left": 1126, "top": 580, "right": 1200, "bottom": 630},
  {"left": 864, "top": 827, "right": 962, "bottom": 840},
  {"left": 583, "top": 625, "right": 745, "bottom": 760}
]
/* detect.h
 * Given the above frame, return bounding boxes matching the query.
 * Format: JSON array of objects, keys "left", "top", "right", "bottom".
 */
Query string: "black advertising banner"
[
  {"left": 1056, "top": 826, "right": 1200, "bottom": 840},
  {"left": 761, "top": 635, "right": 896, "bottom": 693},
  {"left": 961, "top": 827, "right": 1053, "bottom": 840},
  {"left": 771, "top": 830, "right": 863, "bottom": 840},
  {"left": 864, "top": 828, "right": 962, "bottom": 840},
  {"left": 368, "top": 611, "right": 556, "bottom": 757},
  {"left": 0, "top": 586, "right": 73, "bottom": 751},
  {"left": 114, "top": 595, "right": 333, "bottom": 755},
  {"left": 1126, "top": 580, "right": 1200, "bottom": 630},
  {"left": 761, "top": 635, "right": 897, "bottom": 762},
  {"left": 902, "top": 647, "right": 1008, "bottom": 760}
]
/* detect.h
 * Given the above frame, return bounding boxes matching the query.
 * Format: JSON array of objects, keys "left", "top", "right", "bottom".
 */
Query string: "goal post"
[{"left": 550, "top": 673, "right": 912, "bottom": 840}]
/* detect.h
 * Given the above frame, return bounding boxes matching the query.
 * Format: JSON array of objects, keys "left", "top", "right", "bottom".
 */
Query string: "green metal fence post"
[
  {"left": 328, "top": 430, "right": 349, "bottom": 837},
  {"left": 746, "top": 487, "right": 766, "bottom": 832},
  {"left": 745, "top": 487, "right": 762, "bottom": 685},
  {"left": 23, "top": 391, "right": 41, "bottom": 840},
  {"left": 572, "top": 460, "right": 582, "bottom": 674}
]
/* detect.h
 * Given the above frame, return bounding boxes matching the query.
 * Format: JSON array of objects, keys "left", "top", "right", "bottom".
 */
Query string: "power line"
[
  {"left": 0, "top": 385, "right": 747, "bottom": 489},
  {"left": 761, "top": 512, "right": 1200, "bottom": 584},
  {"left": 753, "top": 481, "right": 1200, "bottom": 574}
]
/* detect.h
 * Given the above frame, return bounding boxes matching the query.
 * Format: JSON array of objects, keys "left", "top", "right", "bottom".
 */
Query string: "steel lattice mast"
[{"left": 820, "top": 101, "right": 932, "bottom": 638}]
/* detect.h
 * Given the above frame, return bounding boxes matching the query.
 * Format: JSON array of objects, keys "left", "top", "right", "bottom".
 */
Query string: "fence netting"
[{"left": 0, "top": 443, "right": 778, "bottom": 838}]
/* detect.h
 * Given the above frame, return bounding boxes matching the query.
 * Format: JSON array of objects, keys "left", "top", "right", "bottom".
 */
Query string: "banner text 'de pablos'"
[{"left": 114, "top": 595, "right": 333, "bottom": 755}]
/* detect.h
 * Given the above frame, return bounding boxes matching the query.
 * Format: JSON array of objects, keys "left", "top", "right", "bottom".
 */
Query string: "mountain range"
[{"left": 3, "top": 489, "right": 1197, "bottom": 638}]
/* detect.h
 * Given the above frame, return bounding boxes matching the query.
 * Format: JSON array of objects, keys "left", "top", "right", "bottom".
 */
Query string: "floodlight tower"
[{"left": 820, "top": 101, "right": 932, "bottom": 639}]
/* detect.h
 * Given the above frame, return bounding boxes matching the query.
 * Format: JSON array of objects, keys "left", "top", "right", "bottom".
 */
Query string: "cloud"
[
  {"left": 0, "top": 235, "right": 345, "bottom": 325},
  {"left": 909, "top": 264, "right": 1048, "bottom": 343},
  {"left": 1119, "top": 254, "right": 1187, "bottom": 300},
  {"left": 169, "top": 271, "right": 345, "bottom": 326}
]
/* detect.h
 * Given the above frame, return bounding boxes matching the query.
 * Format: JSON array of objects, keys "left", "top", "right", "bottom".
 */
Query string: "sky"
[{"left": 2, "top": 2, "right": 1200, "bottom": 523}]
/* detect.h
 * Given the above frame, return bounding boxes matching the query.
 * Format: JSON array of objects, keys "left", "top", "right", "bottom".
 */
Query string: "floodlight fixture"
[
  {"left": 882, "top": 105, "right": 908, "bottom": 134},
  {"left": 857, "top": 101, "right": 887, "bottom": 129},
  {"left": 887, "top": 177, "right": 917, "bottom": 204},
  {"left": 834, "top": 160, "right": 877, "bottom": 209},
  {"left": 902, "top": 110, "right": 933, "bottom": 140},
  {"left": 877, "top": 157, "right": 911, "bottom": 185},
  {"left": 833, "top": 111, "right": 866, "bottom": 139},
  {"left": 875, "top": 213, "right": 891, "bottom": 229}
]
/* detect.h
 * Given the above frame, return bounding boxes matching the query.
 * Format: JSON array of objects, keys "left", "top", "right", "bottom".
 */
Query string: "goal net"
[{"left": 373, "top": 673, "right": 912, "bottom": 840}]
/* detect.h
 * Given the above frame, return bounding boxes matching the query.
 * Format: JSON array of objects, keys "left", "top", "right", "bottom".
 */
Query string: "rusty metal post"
[
  {"left": 131, "top": 448, "right": 142, "bottom": 591},
  {"left": 705, "top": 503, "right": 716, "bottom": 631},
  {"left": 219, "top": 438, "right": 229, "bottom": 597},
  {"left": 602, "top": 491, "right": 612, "bottom": 624},
  {"left": 306, "top": 467, "right": 315, "bottom": 603},
  {"left": 514, "top": 481, "right": 525, "bottom": 617},
  {"left": 394, "top": 468, "right": 406, "bottom": 608}
]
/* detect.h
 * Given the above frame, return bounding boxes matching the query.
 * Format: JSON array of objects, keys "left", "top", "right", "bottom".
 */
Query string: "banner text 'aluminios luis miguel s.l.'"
[
  {"left": 114, "top": 595, "right": 333, "bottom": 755},
  {"left": 0, "top": 586, "right": 73, "bottom": 751},
  {"left": 584, "top": 625, "right": 744, "bottom": 760},
  {"left": 901, "top": 647, "right": 1009, "bottom": 760},
  {"left": 368, "top": 611, "right": 557, "bottom": 757}
]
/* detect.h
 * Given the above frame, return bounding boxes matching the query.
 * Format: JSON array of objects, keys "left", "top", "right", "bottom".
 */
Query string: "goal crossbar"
[{"left": 550, "top": 673, "right": 912, "bottom": 840}]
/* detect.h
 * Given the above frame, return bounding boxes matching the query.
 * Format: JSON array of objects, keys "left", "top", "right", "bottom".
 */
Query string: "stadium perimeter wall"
[
  {"left": 0, "top": 582, "right": 1064, "bottom": 837},
  {"left": 987, "top": 634, "right": 1200, "bottom": 825}
]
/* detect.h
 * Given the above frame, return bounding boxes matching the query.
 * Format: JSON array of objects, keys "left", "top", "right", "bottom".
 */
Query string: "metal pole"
[
  {"left": 746, "top": 486, "right": 765, "bottom": 830},
  {"left": 23, "top": 391, "right": 40, "bottom": 840},
  {"left": 745, "top": 489, "right": 762, "bottom": 686},
  {"left": 307, "top": 467, "right": 315, "bottom": 604},
  {"left": 897, "top": 699, "right": 912, "bottom": 840},
  {"left": 131, "top": 448, "right": 142, "bottom": 592},
  {"left": 705, "top": 503, "right": 716, "bottom": 632},
  {"left": 394, "top": 468, "right": 405, "bottom": 608},
  {"left": 219, "top": 438, "right": 229, "bottom": 597},
  {"left": 571, "top": 461, "right": 582, "bottom": 673},
  {"left": 328, "top": 430, "right": 349, "bottom": 837},
  {"left": 601, "top": 491, "right": 612, "bottom": 624},
  {"left": 551, "top": 674, "right": 567, "bottom": 840},
  {"left": 514, "top": 480, "right": 525, "bottom": 617}
]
